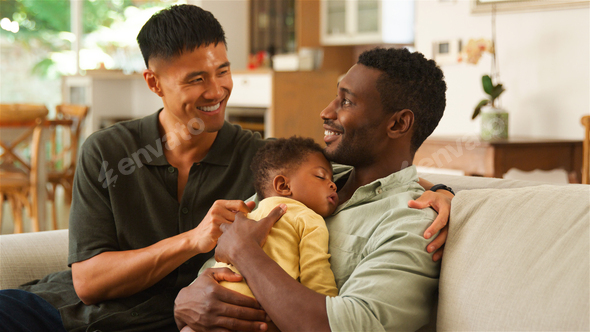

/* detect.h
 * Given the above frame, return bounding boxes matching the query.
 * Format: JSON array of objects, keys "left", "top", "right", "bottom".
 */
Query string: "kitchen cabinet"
[
  {"left": 228, "top": 70, "right": 342, "bottom": 144},
  {"left": 320, "top": 0, "right": 414, "bottom": 46},
  {"left": 250, "top": 0, "right": 296, "bottom": 55}
]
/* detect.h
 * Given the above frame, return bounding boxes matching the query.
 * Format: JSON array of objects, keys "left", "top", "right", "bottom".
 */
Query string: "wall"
[
  {"left": 415, "top": 0, "right": 589, "bottom": 139},
  {"left": 190, "top": 0, "right": 249, "bottom": 70}
]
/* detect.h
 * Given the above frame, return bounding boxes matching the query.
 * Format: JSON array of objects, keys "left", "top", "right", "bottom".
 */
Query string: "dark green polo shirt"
[{"left": 21, "top": 111, "right": 267, "bottom": 332}]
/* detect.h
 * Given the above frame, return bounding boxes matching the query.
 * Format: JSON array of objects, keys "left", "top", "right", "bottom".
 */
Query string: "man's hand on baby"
[
  {"left": 190, "top": 200, "right": 256, "bottom": 254},
  {"left": 215, "top": 204, "right": 287, "bottom": 265},
  {"left": 174, "top": 267, "right": 269, "bottom": 332},
  {"left": 408, "top": 190, "right": 453, "bottom": 262}
]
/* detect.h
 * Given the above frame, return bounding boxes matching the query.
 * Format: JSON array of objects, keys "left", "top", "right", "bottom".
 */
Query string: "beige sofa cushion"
[
  {"left": 0, "top": 229, "right": 69, "bottom": 290},
  {"left": 438, "top": 184, "right": 590, "bottom": 330}
]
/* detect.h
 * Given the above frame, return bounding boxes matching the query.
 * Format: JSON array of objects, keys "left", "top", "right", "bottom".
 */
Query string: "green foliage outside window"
[{"left": 0, "top": 0, "right": 172, "bottom": 77}]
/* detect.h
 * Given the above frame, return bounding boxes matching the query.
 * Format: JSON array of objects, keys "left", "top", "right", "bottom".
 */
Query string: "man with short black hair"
[{"left": 1, "top": 5, "right": 270, "bottom": 331}]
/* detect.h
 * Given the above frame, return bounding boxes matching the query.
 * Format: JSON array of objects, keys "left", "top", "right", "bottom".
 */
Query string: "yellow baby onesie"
[{"left": 214, "top": 196, "right": 338, "bottom": 297}]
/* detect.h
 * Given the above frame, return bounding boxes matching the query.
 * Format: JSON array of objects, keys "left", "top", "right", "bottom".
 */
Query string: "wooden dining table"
[{"left": 1, "top": 105, "right": 73, "bottom": 231}]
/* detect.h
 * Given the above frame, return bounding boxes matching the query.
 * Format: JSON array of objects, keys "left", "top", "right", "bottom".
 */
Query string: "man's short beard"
[
  {"left": 324, "top": 127, "right": 377, "bottom": 167},
  {"left": 325, "top": 145, "right": 375, "bottom": 167}
]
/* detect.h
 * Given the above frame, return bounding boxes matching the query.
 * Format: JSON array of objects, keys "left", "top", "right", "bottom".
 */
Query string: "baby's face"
[{"left": 288, "top": 152, "right": 338, "bottom": 217}]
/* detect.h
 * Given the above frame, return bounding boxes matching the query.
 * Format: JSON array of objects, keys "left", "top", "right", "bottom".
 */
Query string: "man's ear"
[
  {"left": 272, "top": 175, "right": 292, "bottom": 197},
  {"left": 143, "top": 69, "right": 164, "bottom": 97},
  {"left": 387, "top": 109, "right": 414, "bottom": 139}
]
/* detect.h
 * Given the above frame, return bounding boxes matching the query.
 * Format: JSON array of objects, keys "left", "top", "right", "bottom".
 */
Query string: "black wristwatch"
[{"left": 429, "top": 184, "right": 455, "bottom": 195}]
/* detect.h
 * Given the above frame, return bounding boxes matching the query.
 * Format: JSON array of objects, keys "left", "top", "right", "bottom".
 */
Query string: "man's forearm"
[
  {"left": 72, "top": 231, "right": 201, "bottom": 304},
  {"left": 73, "top": 200, "right": 253, "bottom": 305},
  {"left": 231, "top": 243, "right": 331, "bottom": 332}
]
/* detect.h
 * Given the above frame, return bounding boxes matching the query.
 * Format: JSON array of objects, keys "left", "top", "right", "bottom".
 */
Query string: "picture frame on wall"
[
  {"left": 432, "top": 39, "right": 461, "bottom": 66},
  {"left": 472, "top": 0, "right": 589, "bottom": 13}
]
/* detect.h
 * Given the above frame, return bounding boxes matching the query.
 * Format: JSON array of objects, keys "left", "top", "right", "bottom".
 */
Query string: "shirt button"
[
  {"left": 181, "top": 207, "right": 189, "bottom": 214},
  {"left": 376, "top": 188, "right": 383, "bottom": 194},
  {"left": 131, "top": 312, "right": 139, "bottom": 317},
  {"left": 168, "top": 166, "right": 175, "bottom": 173}
]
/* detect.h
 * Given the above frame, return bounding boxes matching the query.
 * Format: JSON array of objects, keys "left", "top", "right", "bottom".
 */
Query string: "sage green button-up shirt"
[
  {"left": 325, "top": 165, "right": 440, "bottom": 331},
  {"left": 200, "top": 164, "right": 441, "bottom": 331}
]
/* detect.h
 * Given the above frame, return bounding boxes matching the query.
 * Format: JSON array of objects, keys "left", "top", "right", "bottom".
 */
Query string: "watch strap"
[{"left": 429, "top": 184, "right": 455, "bottom": 195}]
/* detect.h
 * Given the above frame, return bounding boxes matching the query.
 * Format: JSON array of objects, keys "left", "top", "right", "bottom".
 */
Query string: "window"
[{"left": 0, "top": 0, "right": 181, "bottom": 107}]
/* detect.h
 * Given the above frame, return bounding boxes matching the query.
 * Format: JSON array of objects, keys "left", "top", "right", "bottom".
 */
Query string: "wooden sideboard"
[{"left": 414, "top": 136, "right": 583, "bottom": 183}]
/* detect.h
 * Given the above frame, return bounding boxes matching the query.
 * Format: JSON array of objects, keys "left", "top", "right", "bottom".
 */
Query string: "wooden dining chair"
[
  {"left": 46, "top": 104, "right": 89, "bottom": 229},
  {"left": 582, "top": 115, "right": 590, "bottom": 184},
  {"left": 0, "top": 103, "right": 48, "bottom": 233}
]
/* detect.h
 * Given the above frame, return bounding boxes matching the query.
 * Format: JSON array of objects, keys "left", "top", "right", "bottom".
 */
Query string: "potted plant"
[
  {"left": 460, "top": 6, "right": 508, "bottom": 140},
  {"left": 473, "top": 74, "right": 508, "bottom": 140}
]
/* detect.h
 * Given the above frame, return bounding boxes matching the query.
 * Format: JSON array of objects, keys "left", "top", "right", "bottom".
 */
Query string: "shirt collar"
[
  {"left": 332, "top": 164, "right": 420, "bottom": 214},
  {"left": 137, "top": 110, "right": 238, "bottom": 167},
  {"left": 137, "top": 110, "right": 168, "bottom": 166},
  {"left": 332, "top": 164, "right": 419, "bottom": 188},
  {"left": 199, "top": 121, "right": 238, "bottom": 166},
  {"left": 374, "top": 165, "right": 420, "bottom": 191}
]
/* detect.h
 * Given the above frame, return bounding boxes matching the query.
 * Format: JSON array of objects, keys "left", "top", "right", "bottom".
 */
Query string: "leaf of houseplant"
[
  {"left": 490, "top": 83, "right": 505, "bottom": 100},
  {"left": 482, "top": 75, "right": 493, "bottom": 95},
  {"left": 473, "top": 99, "right": 489, "bottom": 119}
]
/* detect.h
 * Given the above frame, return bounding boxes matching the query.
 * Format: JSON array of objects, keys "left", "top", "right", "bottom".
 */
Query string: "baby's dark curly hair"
[
  {"left": 251, "top": 136, "right": 326, "bottom": 199},
  {"left": 358, "top": 48, "right": 447, "bottom": 152}
]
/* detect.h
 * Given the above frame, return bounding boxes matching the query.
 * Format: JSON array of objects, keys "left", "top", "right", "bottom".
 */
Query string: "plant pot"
[{"left": 480, "top": 107, "right": 508, "bottom": 140}]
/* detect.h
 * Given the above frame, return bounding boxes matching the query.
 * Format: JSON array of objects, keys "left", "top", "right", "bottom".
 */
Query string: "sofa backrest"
[
  {"left": 418, "top": 172, "right": 569, "bottom": 192},
  {"left": 0, "top": 229, "right": 69, "bottom": 290}
]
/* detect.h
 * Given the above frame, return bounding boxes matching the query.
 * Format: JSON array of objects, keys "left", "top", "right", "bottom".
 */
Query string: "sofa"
[{"left": 1, "top": 173, "right": 588, "bottom": 330}]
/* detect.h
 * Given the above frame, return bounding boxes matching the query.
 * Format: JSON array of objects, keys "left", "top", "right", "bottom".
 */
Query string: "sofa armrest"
[{"left": 0, "top": 229, "right": 69, "bottom": 290}]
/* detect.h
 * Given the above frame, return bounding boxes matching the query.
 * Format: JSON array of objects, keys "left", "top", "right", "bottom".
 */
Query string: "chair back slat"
[
  {"left": 57, "top": 104, "right": 89, "bottom": 118},
  {"left": 0, "top": 104, "right": 48, "bottom": 174},
  {"left": 51, "top": 104, "right": 89, "bottom": 170},
  {"left": 28, "top": 121, "right": 43, "bottom": 232},
  {"left": 0, "top": 111, "right": 44, "bottom": 233}
]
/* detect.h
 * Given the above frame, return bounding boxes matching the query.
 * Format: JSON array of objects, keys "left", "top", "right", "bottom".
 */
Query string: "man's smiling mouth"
[
  {"left": 197, "top": 103, "right": 221, "bottom": 112},
  {"left": 324, "top": 130, "right": 342, "bottom": 136}
]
